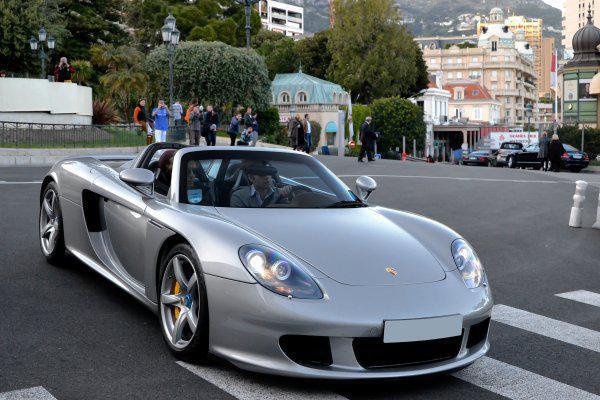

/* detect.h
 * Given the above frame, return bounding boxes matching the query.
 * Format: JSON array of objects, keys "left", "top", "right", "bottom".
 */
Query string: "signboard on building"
[{"left": 488, "top": 131, "right": 539, "bottom": 150}]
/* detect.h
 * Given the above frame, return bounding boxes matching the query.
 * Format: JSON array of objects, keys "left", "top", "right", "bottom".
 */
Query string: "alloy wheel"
[
  {"left": 160, "top": 254, "right": 201, "bottom": 349},
  {"left": 40, "top": 189, "right": 60, "bottom": 256}
]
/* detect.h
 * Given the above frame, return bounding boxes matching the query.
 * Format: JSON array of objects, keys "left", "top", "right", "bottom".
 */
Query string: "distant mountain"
[{"left": 298, "top": 0, "right": 562, "bottom": 46}]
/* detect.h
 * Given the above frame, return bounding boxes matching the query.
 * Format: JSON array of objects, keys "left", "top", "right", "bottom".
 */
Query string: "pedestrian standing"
[
  {"left": 538, "top": 132, "right": 550, "bottom": 171},
  {"left": 152, "top": 99, "right": 170, "bottom": 143},
  {"left": 172, "top": 101, "right": 184, "bottom": 128},
  {"left": 244, "top": 107, "right": 254, "bottom": 128},
  {"left": 358, "top": 117, "right": 375, "bottom": 162},
  {"left": 251, "top": 112, "right": 259, "bottom": 146},
  {"left": 303, "top": 114, "right": 312, "bottom": 154},
  {"left": 203, "top": 105, "right": 219, "bottom": 146},
  {"left": 53, "top": 57, "right": 75, "bottom": 82},
  {"left": 295, "top": 114, "right": 305, "bottom": 151},
  {"left": 548, "top": 133, "right": 566, "bottom": 172},
  {"left": 133, "top": 99, "right": 151, "bottom": 145},
  {"left": 228, "top": 113, "right": 242, "bottom": 146},
  {"left": 189, "top": 106, "right": 203, "bottom": 146},
  {"left": 287, "top": 116, "right": 299, "bottom": 150}
]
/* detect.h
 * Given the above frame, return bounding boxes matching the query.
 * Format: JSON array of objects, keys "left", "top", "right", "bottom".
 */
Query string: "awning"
[{"left": 325, "top": 121, "right": 337, "bottom": 133}]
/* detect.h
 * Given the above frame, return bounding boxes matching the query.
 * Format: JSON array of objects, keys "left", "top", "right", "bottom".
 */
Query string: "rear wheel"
[
  {"left": 159, "top": 243, "right": 209, "bottom": 360},
  {"left": 39, "top": 182, "right": 65, "bottom": 265}
]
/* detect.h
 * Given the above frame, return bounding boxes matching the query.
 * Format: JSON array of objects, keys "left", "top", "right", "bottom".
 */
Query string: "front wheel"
[
  {"left": 159, "top": 243, "right": 209, "bottom": 360},
  {"left": 39, "top": 182, "right": 66, "bottom": 265},
  {"left": 507, "top": 156, "right": 516, "bottom": 169}
]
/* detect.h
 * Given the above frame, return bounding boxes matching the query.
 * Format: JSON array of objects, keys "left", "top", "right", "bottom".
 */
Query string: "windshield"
[
  {"left": 525, "top": 144, "right": 539, "bottom": 152},
  {"left": 502, "top": 143, "right": 521, "bottom": 150},
  {"left": 179, "top": 150, "right": 362, "bottom": 209}
]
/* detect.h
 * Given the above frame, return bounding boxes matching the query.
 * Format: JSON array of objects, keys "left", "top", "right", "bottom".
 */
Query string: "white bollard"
[
  {"left": 569, "top": 180, "right": 588, "bottom": 228},
  {"left": 592, "top": 191, "right": 600, "bottom": 230}
]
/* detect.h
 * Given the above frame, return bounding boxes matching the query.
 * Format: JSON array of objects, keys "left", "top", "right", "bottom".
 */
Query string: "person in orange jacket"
[{"left": 133, "top": 99, "right": 152, "bottom": 145}]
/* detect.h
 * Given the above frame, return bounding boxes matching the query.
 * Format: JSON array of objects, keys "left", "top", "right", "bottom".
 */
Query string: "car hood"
[{"left": 216, "top": 207, "right": 446, "bottom": 286}]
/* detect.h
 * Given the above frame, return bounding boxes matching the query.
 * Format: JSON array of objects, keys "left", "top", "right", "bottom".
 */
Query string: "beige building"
[
  {"left": 539, "top": 37, "right": 556, "bottom": 98},
  {"left": 423, "top": 22, "right": 538, "bottom": 126},
  {"left": 478, "top": 10, "right": 544, "bottom": 97},
  {"left": 562, "top": 1, "right": 600, "bottom": 59},
  {"left": 444, "top": 81, "right": 502, "bottom": 124}
]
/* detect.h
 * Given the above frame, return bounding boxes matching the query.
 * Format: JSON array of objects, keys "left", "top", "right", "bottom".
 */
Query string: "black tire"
[
  {"left": 39, "top": 182, "right": 66, "bottom": 265},
  {"left": 158, "top": 243, "right": 209, "bottom": 360},
  {"left": 507, "top": 156, "right": 516, "bottom": 169}
]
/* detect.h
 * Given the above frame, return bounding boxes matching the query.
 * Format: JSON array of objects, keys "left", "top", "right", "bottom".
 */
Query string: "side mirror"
[
  {"left": 119, "top": 168, "right": 155, "bottom": 197},
  {"left": 355, "top": 175, "right": 377, "bottom": 201}
]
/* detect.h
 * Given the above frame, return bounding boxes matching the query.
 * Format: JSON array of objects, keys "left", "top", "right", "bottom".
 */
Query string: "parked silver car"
[{"left": 39, "top": 143, "right": 492, "bottom": 379}]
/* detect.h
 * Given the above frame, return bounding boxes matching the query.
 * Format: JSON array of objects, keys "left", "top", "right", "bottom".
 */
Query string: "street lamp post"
[
  {"left": 235, "top": 0, "right": 259, "bottom": 49},
  {"left": 525, "top": 103, "right": 533, "bottom": 145},
  {"left": 161, "top": 14, "right": 181, "bottom": 125},
  {"left": 29, "top": 27, "right": 55, "bottom": 79}
]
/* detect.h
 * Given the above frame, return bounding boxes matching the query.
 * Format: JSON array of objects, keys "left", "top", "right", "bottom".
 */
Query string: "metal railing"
[{"left": 0, "top": 121, "right": 146, "bottom": 148}]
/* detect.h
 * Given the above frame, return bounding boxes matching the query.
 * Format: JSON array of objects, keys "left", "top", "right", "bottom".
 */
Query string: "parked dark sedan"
[
  {"left": 461, "top": 151, "right": 492, "bottom": 166},
  {"left": 506, "top": 143, "right": 589, "bottom": 172}
]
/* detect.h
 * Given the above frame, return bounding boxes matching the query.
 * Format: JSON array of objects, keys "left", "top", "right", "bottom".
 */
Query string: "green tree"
[
  {"left": 253, "top": 30, "right": 299, "bottom": 80},
  {"left": 92, "top": 44, "right": 148, "bottom": 122},
  {"left": 70, "top": 59, "right": 94, "bottom": 86},
  {"left": 0, "top": 0, "right": 68, "bottom": 75},
  {"left": 328, "top": 0, "right": 428, "bottom": 104},
  {"left": 371, "top": 97, "right": 426, "bottom": 156},
  {"left": 296, "top": 30, "right": 331, "bottom": 80},
  {"left": 144, "top": 40, "right": 271, "bottom": 110}
]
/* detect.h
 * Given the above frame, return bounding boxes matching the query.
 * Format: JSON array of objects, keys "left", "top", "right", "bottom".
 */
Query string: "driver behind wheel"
[{"left": 230, "top": 163, "right": 292, "bottom": 208}]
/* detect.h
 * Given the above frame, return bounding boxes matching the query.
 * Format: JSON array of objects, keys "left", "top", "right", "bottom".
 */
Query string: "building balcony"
[
  {"left": 288, "top": 16, "right": 303, "bottom": 23},
  {"left": 495, "top": 89, "right": 520, "bottom": 96}
]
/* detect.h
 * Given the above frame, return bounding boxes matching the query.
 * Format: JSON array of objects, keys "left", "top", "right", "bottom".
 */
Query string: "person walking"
[
  {"left": 189, "top": 105, "right": 203, "bottom": 146},
  {"left": 295, "top": 114, "right": 305, "bottom": 151},
  {"left": 228, "top": 113, "right": 242, "bottom": 146},
  {"left": 303, "top": 114, "right": 312, "bottom": 154},
  {"left": 152, "top": 99, "right": 170, "bottom": 143},
  {"left": 203, "top": 105, "right": 219, "bottom": 146},
  {"left": 53, "top": 57, "right": 75, "bottom": 82},
  {"left": 358, "top": 116, "right": 375, "bottom": 162},
  {"left": 538, "top": 132, "right": 551, "bottom": 171},
  {"left": 548, "top": 133, "right": 566, "bottom": 172},
  {"left": 133, "top": 99, "right": 151, "bottom": 145}
]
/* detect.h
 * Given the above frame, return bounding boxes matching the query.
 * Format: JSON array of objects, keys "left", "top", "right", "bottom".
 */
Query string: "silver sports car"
[{"left": 39, "top": 143, "right": 492, "bottom": 379}]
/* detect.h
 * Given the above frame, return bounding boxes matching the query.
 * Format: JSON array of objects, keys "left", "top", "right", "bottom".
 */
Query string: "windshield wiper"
[{"left": 325, "top": 200, "right": 366, "bottom": 208}]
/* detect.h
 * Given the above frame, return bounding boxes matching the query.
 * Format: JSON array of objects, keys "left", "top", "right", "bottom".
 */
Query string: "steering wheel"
[{"left": 286, "top": 186, "right": 311, "bottom": 201}]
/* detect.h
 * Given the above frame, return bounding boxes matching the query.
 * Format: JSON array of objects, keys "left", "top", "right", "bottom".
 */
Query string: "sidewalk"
[{"left": 0, "top": 137, "right": 289, "bottom": 166}]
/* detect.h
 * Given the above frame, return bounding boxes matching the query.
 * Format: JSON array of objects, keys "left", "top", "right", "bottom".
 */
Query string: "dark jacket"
[
  {"left": 203, "top": 111, "right": 219, "bottom": 134},
  {"left": 360, "top": 121, "right": 375, "bottom": 142},
  {"left": 538, "top": 136, "right": 550, "bottom": 158},
  {"left": 228, "top": 117, "right": 240, "bottom": 135},
  {"left": 190, "top": 110, "right": 203, "bottom": 131},
  {"left": 243, "top": 113, "right": 254, "bottom": 127},
  {"left": 548, "top": 139, "right": 566, "bottom": 162}
]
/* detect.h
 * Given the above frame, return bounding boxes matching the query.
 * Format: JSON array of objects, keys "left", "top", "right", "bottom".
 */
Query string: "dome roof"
[{"left": 572, "top": 10, "right": 600, "bottom": 54}]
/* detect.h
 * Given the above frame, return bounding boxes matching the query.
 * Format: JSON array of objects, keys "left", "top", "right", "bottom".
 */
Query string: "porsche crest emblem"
[{"left": 385, "top": 267, "right": 398, "bottom": 277}]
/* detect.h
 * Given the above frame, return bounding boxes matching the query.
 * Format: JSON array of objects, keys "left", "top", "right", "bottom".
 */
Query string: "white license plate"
[
  {"left": 470, "top": 157, "right": 477, "bottom": 160},
  {"left": 383, "top": 315, "right": 463, "bottom": 343},
  {"left": 573, "top": 154, "right": 582, "bottom": 159}
]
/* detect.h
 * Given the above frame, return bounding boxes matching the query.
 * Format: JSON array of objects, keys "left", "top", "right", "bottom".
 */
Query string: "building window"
[
  {"left": 505, "top": 110, "right": 511, "bottom": 117},
  {"left": 472, "top": 90, "right": 480, "bottom": 96},
  {"left": 505, "top": 70, "right": 511, "bottom": 78},
  {"left": 280, "top": 92, "right": 290, "bottom": 103},
  {"left": 474, "top": 107, "right": 482, "bottom": 120},
  {"left": 504, "top": 56, "right": 510, "bottom": 62},
  {"left": 456, "top": 71, "right": 463, "bottom": 78},
  {"left": 448, "top": 72, "right": 454, "bottom": 79},
  {"left": 492, "top": 41, "right": 498, "bottom": 51},
  {"left": 297, "top": 91, "right": 308, "bottom": 103},
  {"left": 472, "top": 57, "right": 478, "bottom": 62},
  {"left": 491, "top": 56, "right": 498, "bottom": 62},
  {"left": 491, "top": 70, "right": 498, "bottom": 79}
]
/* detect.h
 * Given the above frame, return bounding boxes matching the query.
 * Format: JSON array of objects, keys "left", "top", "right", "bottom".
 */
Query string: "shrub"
[
  {"left": 370, "top": 97, "right": 426, "bottom": 157},
  {"left": 309, "top": 121, "right": 321, "bottom": 151},
  {"left": 92, "top": 100, "right": 120, "bottom": 125},
  {"left": 257, "top": 107, "right": 280, "bottom": 137}
]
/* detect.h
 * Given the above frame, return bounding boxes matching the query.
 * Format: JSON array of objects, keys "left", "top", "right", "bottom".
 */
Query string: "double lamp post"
[
  {"left": 29, "top": 27, "right": 55, "bottom": 79},
  {"left": 161, "top": 14, "right": 181, "bottom": 120}
]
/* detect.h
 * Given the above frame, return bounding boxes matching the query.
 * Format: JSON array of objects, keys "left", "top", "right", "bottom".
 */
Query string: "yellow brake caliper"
[{"left": 172, "top": 281, "right": 181, "bottom": 320}]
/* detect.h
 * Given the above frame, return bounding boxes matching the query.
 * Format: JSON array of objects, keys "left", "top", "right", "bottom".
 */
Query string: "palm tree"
[
  {"left": 70, "top": 60, "right": 94, "bottom": 86},
  {"left": 92, "top": 44, "right": 148, "bottom": 122}
]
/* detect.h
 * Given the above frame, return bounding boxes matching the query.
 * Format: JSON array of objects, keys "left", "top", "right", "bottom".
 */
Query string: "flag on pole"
[{"left": 550, "top": 50, "right": 557, "bottom": 89}]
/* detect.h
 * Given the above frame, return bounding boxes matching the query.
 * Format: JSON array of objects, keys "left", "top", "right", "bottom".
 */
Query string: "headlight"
[
  {"left": 239, "top": 244, "right": 323, "bottom": 299},
  {"left": 451, "top": 239, "right": 485, "bottom": 289}
]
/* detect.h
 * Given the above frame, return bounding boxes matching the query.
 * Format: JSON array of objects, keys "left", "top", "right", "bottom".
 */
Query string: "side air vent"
[{"left": 81, "top": 190, "right": 103, "bottom": 232}]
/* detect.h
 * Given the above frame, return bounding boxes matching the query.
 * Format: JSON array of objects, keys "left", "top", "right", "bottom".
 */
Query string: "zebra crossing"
[{"left": 2, "top": 290, "right": 598, "bottom": 400}]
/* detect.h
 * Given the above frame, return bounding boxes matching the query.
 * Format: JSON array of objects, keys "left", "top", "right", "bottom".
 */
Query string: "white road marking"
[
  {"left": 337, "top": 174, "right": 571, "bottom": 184},
  {"left": 556, "top": 290, "right": 600, "bottom": 308},
  {"left": 177, "top": 361, "right": 347, "bottom": 400},
  {"left": 453, "top": 356, "right": 600, "bottom": 400},
  {"left": 0, "top": 181, "right": 42, "bottom": 184},
  {"left": 0, "top": 387, "right": 57, "bottom": 400},
  {"left": 492, "top": 304, "right": 600, "bottom": 353}
]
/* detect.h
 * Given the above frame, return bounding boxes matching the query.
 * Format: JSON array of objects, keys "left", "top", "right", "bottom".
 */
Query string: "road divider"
[{"left": 569, "top": 180, "right": 588, "bottom": 228}]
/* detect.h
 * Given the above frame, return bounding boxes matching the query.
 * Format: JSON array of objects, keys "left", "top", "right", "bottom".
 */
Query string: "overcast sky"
[{"left": 542, "top": 0, "right": 562, "bottom": 9}]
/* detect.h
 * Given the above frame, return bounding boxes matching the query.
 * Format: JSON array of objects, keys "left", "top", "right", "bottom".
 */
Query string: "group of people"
[
  {"left": 134, "top": 99, "right": 264, "bottom": 147},
  {"left": 537, "top": 132, "right": 568, "bottom": 172},
  {"left": 287, "top": 114, "right": 312, "bottom": 153}
]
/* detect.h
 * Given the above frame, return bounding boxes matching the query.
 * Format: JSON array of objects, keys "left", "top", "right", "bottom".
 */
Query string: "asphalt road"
[{"left": 1, "top": 158, "right": 599, "bottom": 400}]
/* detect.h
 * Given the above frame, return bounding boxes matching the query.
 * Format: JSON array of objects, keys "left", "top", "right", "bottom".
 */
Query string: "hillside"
[{"left": 298, "top": 0, "right": 561, "bottom": 44}]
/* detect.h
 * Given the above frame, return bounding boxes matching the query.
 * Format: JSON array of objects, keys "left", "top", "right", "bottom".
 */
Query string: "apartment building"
[
  {"left": 478, "top": 9, "right": 545, "bottom": 97},
  {"left": 562, "top": 1, "right": 600, "bottom": 59},
  {"left": 258, "top": 0, "right": 304, "bottom": 38},
  {"left": 444, "top": 81, "right": 502, "bottom": 125},
  {"left": 422, "top": 24, "right": 538, "bottom": 126}
]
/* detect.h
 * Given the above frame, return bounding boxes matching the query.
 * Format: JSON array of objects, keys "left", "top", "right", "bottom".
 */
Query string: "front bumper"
[{"left": 204, "top": 271, "right": 493, "bottom": 379}]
